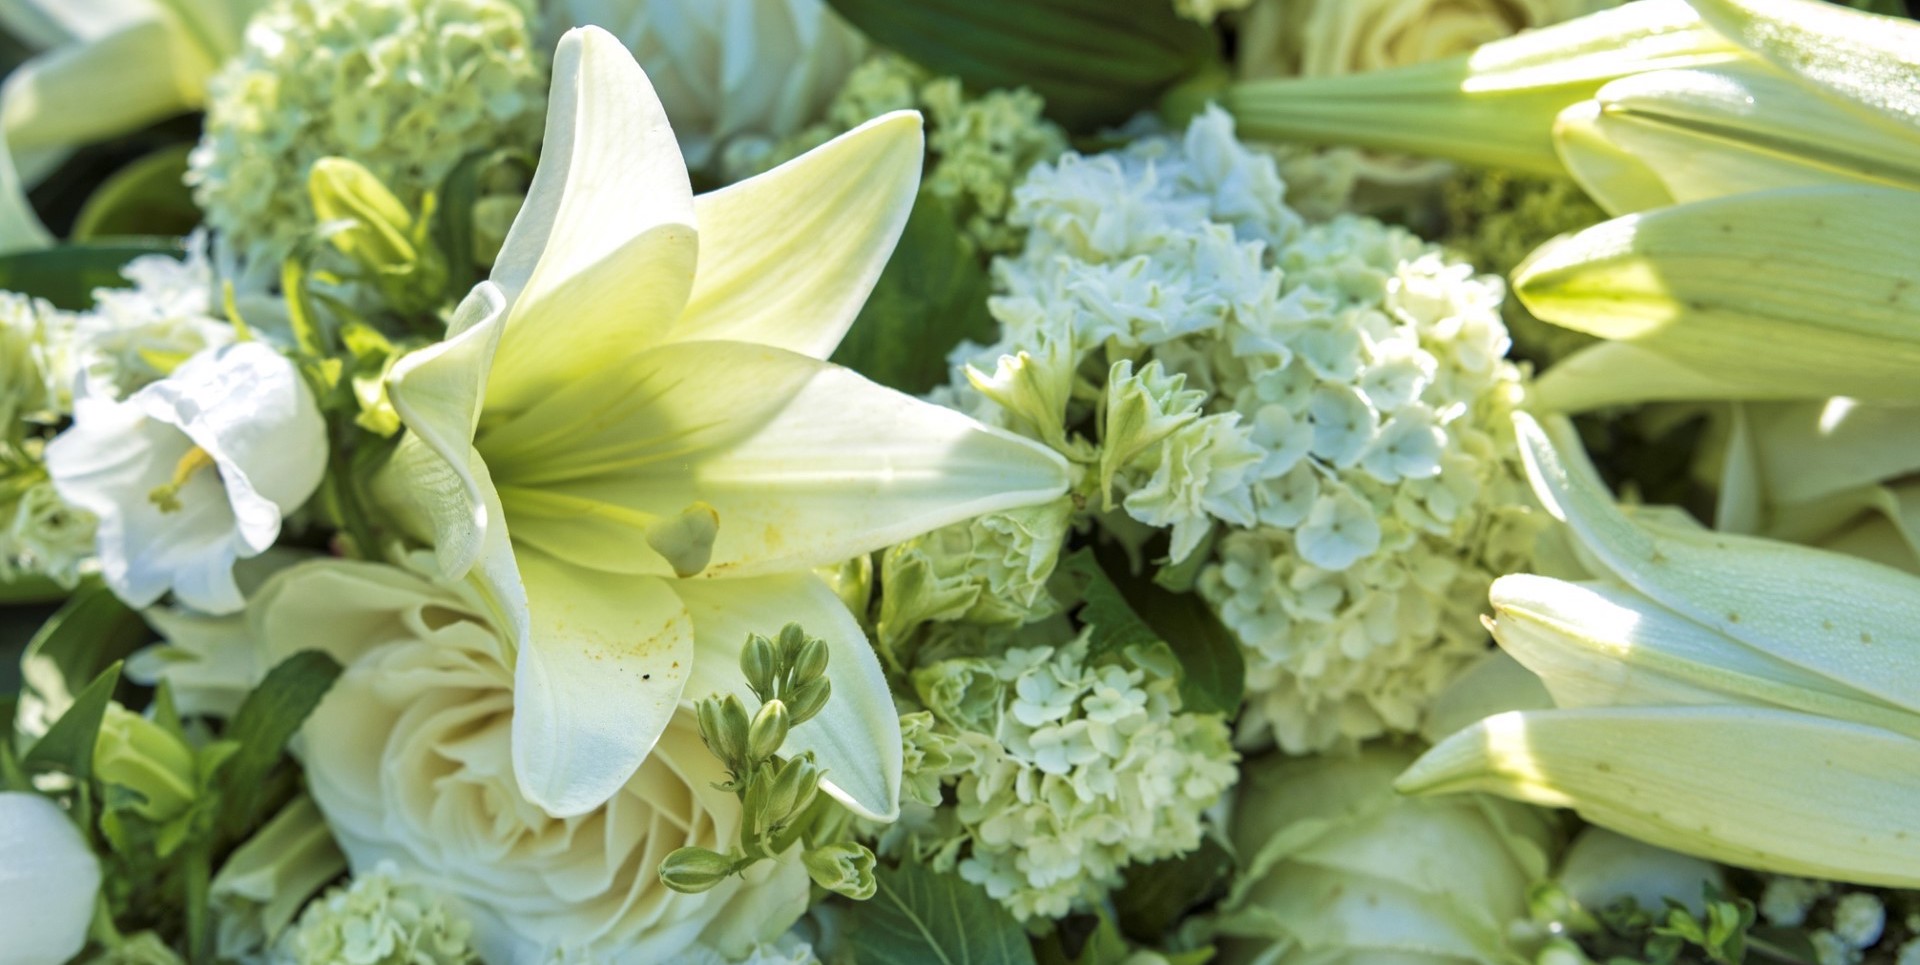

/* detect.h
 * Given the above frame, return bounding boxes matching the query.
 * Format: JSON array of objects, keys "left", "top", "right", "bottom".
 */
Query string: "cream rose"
[
  {"left": 1236, "top": 0, "right": 1618, "bottom": 182},
  {"left": 249, "top": 558, "right": 809, "bottom": 963}
]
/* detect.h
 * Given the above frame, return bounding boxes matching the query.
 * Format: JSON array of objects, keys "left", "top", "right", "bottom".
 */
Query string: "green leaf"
[
  {"left": 830, "top": 192, "right": 996, "bottom": 395},
  {"left": 19, "top": 579, "right": 150, "bottom": 724},
  {"left": 71, "top": 145, "right": 199, "bottom": 241},
  {"left": 824, "top": 0, "right": 1219, "bottom": 131},
  {"left": 847, "top": 859, "right": 1037, "bottom": 965},
  {"left": 0, "top": 239, "right": 184, "bottom": 310},
  {"left": 214, "top": 650, "right": 341, "bottom": 829},
  {"left": 23, "top": 660, "right": 120, "bottom": 781},
  {"left": 1052, "top": 545, "right": 1245, "bottom": 716},
  {"left": 1110, "top": 835, "right": 1233, "bottom": 943}
]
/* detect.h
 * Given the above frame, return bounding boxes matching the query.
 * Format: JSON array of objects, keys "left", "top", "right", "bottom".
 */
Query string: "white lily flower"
[
  {"left": 46, "top": 341, "right": 326, "bottom": 614},
  {"left": 378, "top": 27, "right": 1070, "bottom": 819},
  {"left": 0, "top": 792, "right": 101, "bottom": 965}
]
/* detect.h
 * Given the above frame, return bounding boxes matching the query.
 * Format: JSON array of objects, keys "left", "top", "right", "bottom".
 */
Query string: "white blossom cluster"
[
  {"left": 188, "top": 0, "right": 547, "bottom": 265},
  {"left": 1759, "top": 877, "right": 1920, "bottom": 965},
  {"left": 878, "top": 496, "right": 1074, "bottom": 643},
  {"left": 936, "top": 107, "right": 1539, "bottom": 754},
  {"left": 276, "top": 862, "right": 476, "bottom": 965},
  {"left": 902, "top": 633, "right": 1236, "bottom": 921}
]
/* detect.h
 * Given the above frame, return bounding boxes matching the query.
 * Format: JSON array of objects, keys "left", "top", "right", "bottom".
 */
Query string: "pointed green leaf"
[
  {"left": 23, "top": 660, "right": 120, "bottom": 781},
  {"left": 215, "top": 650, "right": 341, "bottom": 829},
  {"left": 847, "top": 858, "right": 1038, "bottom": 965}
]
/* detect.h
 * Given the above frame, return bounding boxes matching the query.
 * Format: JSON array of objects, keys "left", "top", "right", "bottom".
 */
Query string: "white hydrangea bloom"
[
  {"left": 548, "top": 0, "right": 865, "bottom": 172},
  {"left": 1760, "top": 877, "right": 1834, "bottom": 929},
  {"left": 0, "top": 289, "right": 67, "bottom": 426},
  {"left": 877, "top": 497, "right": 1074, "bottom": 642},
  {"left": 188, "top": 0, "right": 546, "bottom": 264},
  {"left": 66, "top": 239, "right": 233, "bottom": 403},
  {"left": 44, "top": 342, "right": 327, "bottom": 614},
  {"left": 276, "top": 861, "right": 475, "bottom": 965},
  {"left": 940, "top": 107, "right": 1538, "bottom": 753},
  {"left": 0, "top": 479, "right": 96, "bottom": 587},
  {"left": 1833, "top": 893, "right": 1888, "bottom": 951},
  {"left": 904, "top": 634, "right": 1237, "bottom": 921}
]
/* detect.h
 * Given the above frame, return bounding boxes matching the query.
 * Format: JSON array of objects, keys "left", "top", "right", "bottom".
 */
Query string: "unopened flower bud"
[
  {"left": 94, "top": 703, "right": 196, "bottom": 823},
  {"left": 804, "top": 843, "right": 877, "bottom": 901},
  {"left": 785, "top": 677, "right": 831, "bottom": 726},
  {"left": 766, "top": 754, "right": 821, "bottom": 823},
  {"left": 741, "top": 633, "right": 778, "bottom": 703},
  {"left": 791, "top": 636, "right": 829, "bottom": 686},
  {"left": 747, "top": 699, "right": 790, "bottom": 763},
  {"left": 698, "top": 695, "right": 751, "bottom": 771},
  {"left": 657, "top": 847, "right": 737, "bottom": 894}
]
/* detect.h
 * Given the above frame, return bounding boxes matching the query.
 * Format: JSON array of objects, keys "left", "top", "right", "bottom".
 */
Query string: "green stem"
[{"left": 182, "top": 841, "right": 212, "bottom": 965}]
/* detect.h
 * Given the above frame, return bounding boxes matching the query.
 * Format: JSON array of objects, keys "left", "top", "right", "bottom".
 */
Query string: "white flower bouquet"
[{"left": 3, "top": 0, "right": 1919, "bottom": 962}]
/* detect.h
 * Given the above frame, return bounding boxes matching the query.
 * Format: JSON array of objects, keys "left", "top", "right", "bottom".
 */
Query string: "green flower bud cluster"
[
  {"left": 660, "top": 624, "right": 876, "bottom": 902},
  {"left": 727, "top": 53, "right": 1068, "bottom": 256},
  {"left": 278, "top": 860, "right": 476, "bottom": 965},
  {"left": 188, "top": 0, "right": 547, "bottom": 267},
  {"left": 1440, "top": 167, "right": 1607, "bottom": 365},
  {"left": 308, "top": 158, "right": 447, "bottom": 317},
  {"left": 93, "top": 702, "right": 202, "bottom": 854}
]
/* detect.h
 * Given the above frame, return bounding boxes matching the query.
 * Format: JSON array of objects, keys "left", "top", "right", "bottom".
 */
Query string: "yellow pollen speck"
[{"left": 147, "top": 446, "right": 218, "bottom": 513}]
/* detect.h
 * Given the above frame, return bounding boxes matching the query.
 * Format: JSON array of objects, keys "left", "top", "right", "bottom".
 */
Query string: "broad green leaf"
[
  {"left": 830, "top": 192, "right": 995, "bottom": 394},
  {"left": 19, "top": 579, "right": 150, "bottom": 727},
  {"left": 23, "top": 661, "right": 120, "bottom": 781},
  {"left": 1514, "top": 185, "right": 1920, "bottom": 402},
  {"left": 1111, "top": 836, "right": 1233, "bottom": 943},
  {"left": 1049, "top": 550, "right": 1162, "bottom": 662},
  {"left": 823, "top": 0, "right": 1218, "bottom": 131},
  {"left": 214, "top": 650, "right": 342, "bottom": 829},
  {"left": 847, "top": 859, "right": 1038, "bottom": 965},
  {"left": 0, "top": 239, "right": 183, "bottom": 310},
  {"left": 71, "top": 144, "right": 199, "bottom": 241}
]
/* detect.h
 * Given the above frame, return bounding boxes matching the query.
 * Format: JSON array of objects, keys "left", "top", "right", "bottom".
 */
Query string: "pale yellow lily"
[
  {"left": 1398, "top": 414, "right": 1920, "bottom": 887},
  {"left": 377, "top": 27, "right": 1070, "bottom": 819}
]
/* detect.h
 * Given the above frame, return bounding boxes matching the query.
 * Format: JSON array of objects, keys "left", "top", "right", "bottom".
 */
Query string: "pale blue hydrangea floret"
[
  {"left": 940, "top": 107, "right": 1537, "bottom": 754},
  {"left": 188, "top": 0, "right": 546, "bottom": 265},
  {"left": 277, "top": 861, "right": 475, "bottom": 964},
  {"left": 903, "top": 634, "right": 1237, "bottom": 921}
]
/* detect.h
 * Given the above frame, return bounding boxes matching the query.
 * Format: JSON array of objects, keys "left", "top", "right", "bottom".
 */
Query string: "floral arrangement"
[{"left": 2, "top": 0, "right": 1918, "bottom": 963}]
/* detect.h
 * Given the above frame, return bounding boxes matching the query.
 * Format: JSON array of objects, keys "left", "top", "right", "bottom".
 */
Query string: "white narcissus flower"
[
  {"left": 45, "top": 341, "right": 326, "bottom": 614},
  {"left": 0, "top": 792, "right": 102, "bottom": 965},
  {"left": 545, "top": 0, "right": 867, "bottom": 171},
  {"left": 378, "top": 26, "right": 1068, "bottom": 820},
  {"left": 251, "top": 558, "right": 810, "bottom": 963}
]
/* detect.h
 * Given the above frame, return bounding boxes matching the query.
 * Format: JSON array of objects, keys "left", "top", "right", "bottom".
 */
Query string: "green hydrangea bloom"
[
  {"left": 188, "top": 0, "right": 546, "bottom": 266},
  {"left": 896, "top": 633, "right": 1237, "bottom": 922},
  {"left": 937, "top": 107, "right": 1541, "bottom": 754},
  {"left": 877, "top": 497, "right": 1073, "bottom": 645},
  {"left": 1441, "top": 167, "right": 1608, "bottom": 365},
  {"left": 279, "top": 862, "right": 475, "bottom": 965},
  {"left": 728, "top": 53, "right": 1067, "bottom": 256}
]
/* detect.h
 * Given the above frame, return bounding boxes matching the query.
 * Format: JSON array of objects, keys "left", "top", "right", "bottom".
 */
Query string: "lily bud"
[
  {"left": 94, "top": 702, "right": 196, "bottom": 823},
  {"left": 785, "top": 677, "right": 831, "bottom": 727},
  {"left": 741, "top": 633, "right": 778, "bottom": 704},
  {"left": 308, "top": 157, "right": 446, "bottom": 312},
  {"left": 657, "top": 847, "right": 736, "bottom": 894},
  {"left": 791, "top": 635, "right": 829, "bottom": 688},
  {"left": 1220, "top": 0, "right": 1741, "bottom": 175},
  {"left": 803, "top": 842, "right": 876, "bottom": 901}
]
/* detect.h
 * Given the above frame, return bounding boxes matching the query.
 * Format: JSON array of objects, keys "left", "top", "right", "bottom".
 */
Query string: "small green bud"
[
  {"left": 698, "top": 695, "right": 752, "bottom": 771},
  {"left": 94, "top": 703, "right": 196, "bottom": 822},
  {"left": 803, "top": 842, "right": 877, "bottom": 901},
  {"left": 658, "top": 847, "right": 737, "bottom": 894},
  {"left": 765, "top": 753, "right": 821, "bottom": 823},
  {"left": 791, "top": 636, "right": 829, "bottom": 686},
  {"left": 776, "top": 623, "right": 810, "bottom": 667},
  {"left": 742, "top": 633, "right": 778, "bottom": 704},
  {"left": 747, "top": 699, "right": 790, "bottom": 763},
  {"left": 741, "top": 767, "right": 777, "bottom": 849},
  {"left": 785, "top": 677, "right": 831, "bottom": 726}
]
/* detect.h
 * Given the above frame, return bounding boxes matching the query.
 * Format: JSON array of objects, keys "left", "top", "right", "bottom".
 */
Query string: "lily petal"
[
  {"left": 1398, "top": 706, "right": 1920, "bottom": 887},
  {"left": 486, "top": 25, "right": 697, "bottom": 416},
  {"left": 1490, "top": 574, "right": 1920, "bottom": 738},
  {"left": 382, "top": 284, "right": 507, "bottom": 579},
  {"left": 1, "top": 19, "right": 205, "bottom": 171},
  {"left": 675, "top": 572, "right": 902, "bottom": 821},
  {"left": 667, "top": 111, "right": 924, "bottom": 358},
  {"left": 479, "top": 339, "right": 1070, "bottom": 579},
  {"left": 512, "top": 548, "right": 693, "bottom": 817},
  {"left": 1685, "top": 0, "right": 1920, "bottom": 136},
  {"left": 0, "top": 117, "right": 46, "bottom": 253},
  {"left": 1515, "top": 412, "right": 1920, "bottom": 715},
  {"left": 1532, "top": 339, "right": 1789, "bottom": 411}
]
